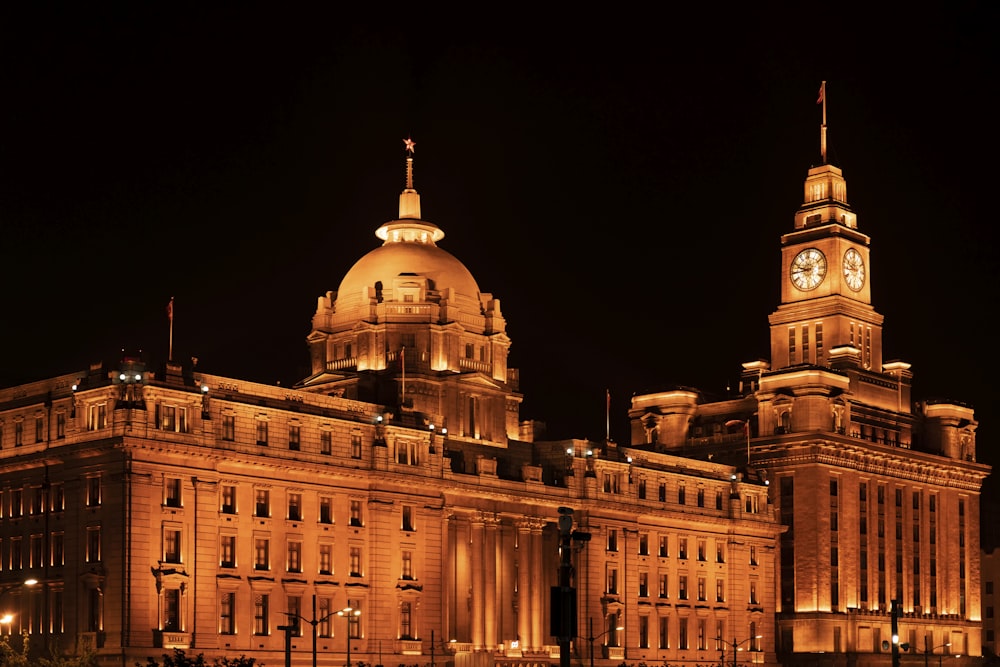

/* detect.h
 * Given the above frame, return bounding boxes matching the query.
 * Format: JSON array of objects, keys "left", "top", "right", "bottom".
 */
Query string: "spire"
[
  {"left": 376, "top": 137, "right": 444, "bottom": 243},
  {"left": 398, "top": 137, "right": 421, "bottom": 220}
]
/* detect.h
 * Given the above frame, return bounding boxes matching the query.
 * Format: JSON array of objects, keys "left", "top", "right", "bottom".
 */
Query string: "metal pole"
[
  {"left": 313, "top": 595, "right": 318, "bottom": 667},
  {"left": 431, "top": 630, "right": 435, "bottom": 667},
  {"left": 589, "top": 617, "right": 594, "bottom": 667}
]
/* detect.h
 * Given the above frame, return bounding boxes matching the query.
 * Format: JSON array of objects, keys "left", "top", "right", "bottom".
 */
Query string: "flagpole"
[
  {"left": 819, "top": 80, "right": 828, "bottom": 164},
  {"left": 167, "top": 297, "right": 174, "bottom": 362},
  {"left": 605, "top": 389, "right": 610, "bottom": 443}
]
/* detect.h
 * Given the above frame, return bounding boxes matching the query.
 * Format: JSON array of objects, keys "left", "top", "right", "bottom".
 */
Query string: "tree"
[{"left": 139, "top": 649, "right": 262, "bottom": 667}]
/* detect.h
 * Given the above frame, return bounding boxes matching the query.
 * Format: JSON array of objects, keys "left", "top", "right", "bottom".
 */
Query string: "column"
[
  {"left": 484, "top": 515, "right": 499, "bottom": 650},
  {"left": 516, "top": 520, "right": 532, "bottom": 648},
  {"left": 530, "top": 521, "right": 545, "bottom": 651},
  {"left": 471, "top": 514, "right": 485, "bottom": 649}
]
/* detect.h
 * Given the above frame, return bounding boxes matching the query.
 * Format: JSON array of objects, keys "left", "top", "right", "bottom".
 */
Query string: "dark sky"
[{"left": 1, "top": 6, "right": 998, "bottom": 499}]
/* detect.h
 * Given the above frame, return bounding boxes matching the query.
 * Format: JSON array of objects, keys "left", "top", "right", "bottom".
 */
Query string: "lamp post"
[
  {"left": 586, "top": 616, "right": 624, "bottom": 667},
  {"left": 284, "top": 595, "right": 352, "bottom": 667},
  {"left": 923, "top": 642, "right": 951, "bottom": 667},
  {"left": 0, "top": 579, "right": 38, "bottom": 633},
  {"left": 338, "top": 606, "right": 361, "bottom": 667},
  {"left": 715, "top": 634, "right": 761, "bottom": 667}
]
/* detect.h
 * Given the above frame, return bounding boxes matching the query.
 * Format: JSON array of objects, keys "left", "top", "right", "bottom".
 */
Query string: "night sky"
[{"left": 1, "top": 6, "right": 998, "bottom": 505}]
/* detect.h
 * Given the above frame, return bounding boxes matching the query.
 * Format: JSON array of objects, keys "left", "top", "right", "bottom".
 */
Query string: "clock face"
[
  {"left": 842, "top": 248, "right": 865, "bottom": 291},
  {"left": 790, "top": 248, "right": 827, "bottom": 291}
]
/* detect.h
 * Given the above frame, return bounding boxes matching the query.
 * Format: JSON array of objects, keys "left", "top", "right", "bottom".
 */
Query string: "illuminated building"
[
  {"left": 628, "top": 117, "right": 990, "bottom": 665},
  {"left": 0, "top": 143, "right": 782, "bottom": 667}
]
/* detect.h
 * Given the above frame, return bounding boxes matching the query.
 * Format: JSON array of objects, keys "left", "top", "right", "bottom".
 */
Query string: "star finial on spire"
[{"left": 403, "top": 137, "right": 416, "bottom": 155}]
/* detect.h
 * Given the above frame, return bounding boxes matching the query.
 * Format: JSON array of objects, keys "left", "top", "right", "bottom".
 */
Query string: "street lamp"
[
  {"left": 715, "top": 634, "right": 762, "bottom": 667},
  {"left": 284, "top": 595, "right": 353, "bottom": 667},
  {"left": 922, "top": 642, "right": 951, "bottom": 667},
  {"left": 338, "top": 606, "right": 361, "bottom": 667},
  {"left": 0, "top": 579, "right": 38, "bottom": 633},
  {"left": 585, "top": 616, "right": 624, "bottom": 667}
]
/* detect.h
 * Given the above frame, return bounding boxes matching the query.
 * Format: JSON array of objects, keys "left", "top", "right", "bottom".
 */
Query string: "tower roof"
[{"left": 336, "top": 139, "right": 481, "bottom": 302}]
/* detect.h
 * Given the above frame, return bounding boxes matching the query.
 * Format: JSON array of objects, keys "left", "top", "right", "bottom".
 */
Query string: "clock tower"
[{"left": 768, "top": 144, "right": 883, "bottom": 372}]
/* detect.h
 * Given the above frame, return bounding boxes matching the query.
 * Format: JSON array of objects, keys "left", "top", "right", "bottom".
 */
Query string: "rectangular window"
[
  {"left": 256, "top": 420, "right": 269, "bottom": 446},
  {"left": 88, "top": 403, "right": 106, "bottom": 430},
  {"left": 57, "top": 413, "right": 66, "bottom": 439},
  {"left": 400, "top": 601, "right": 413, "bottom": 639},
  {"left": 401, "top": 550, "right": 413, "bottom": 579},
  {"left": 86, "top": 477, "right": 101, "bottom": 507},
  {"left": 164, "top": 528, "right": 182, "bottom": 563},
  {"left": 697, "top": 618, "right": 706, "bottom": 650},
  {"left": 51, "top": 483, "right": 64, "bottom": 512},
  {"left": 86, "top": 526, "right": 101, "bottom": 563},
  {"left": 318, "top": 597, "right": 332, "bottom": 637},
  {"left": 351, "top": 433, "right": 362, "bottom": 459},
  {"left": 716, "top": 578, "right": 725, "bottom": 602},
  {"left": 638, "top": 533, "right": 649, "bottom": 555},
  {"left": 716, "top": 541, "right": 724, "bottom": 563},
  {"left": 678, "top": 575, "right": 688, "bottom": 600},
  {"left": 164, "top": 588, "right": 181, "bottom": 631},
  {"left": 638, "top": 479, "right": 646, "bottom": 499},
  {"left": 255, "top": 538, "right": 270, "bottom": 570},
  {"left": 658, "top": 535, "right": 668, "bottom": 558},
  {"left": 697, "top": 488, "right": 705, "bottom": 507},
  {"left": 35, "top": 417, "right": 43, "bottom": 443},
  {"left": 347, "top": 599, "right": 361, "bottom": 638},
  {"left": 30, "top": 534, "right": 42, "bottom": 567},
  {"left": 697, "top": 539, "right": 706, "bottom": 561},
  {"left": 679, "top": 538, "right": 688, "bottom": 560},
  {"left": 287, "top": 541, "right": 302, "bottom": 573},
  {"left": 221, "top": 485, "right": 237, "bottom": 514},
  {"left": 288, "top": 493, "right": 302, "bottom": 521},
  {"left": 678, "top": 485, "right": 686, "bottom": 504},
  {"left": 10, "top": 536, "right": 22, "bottom": 570},
  {"left": 222, "top": 415, "right": 235, "bottom": 441},
  {"left": 220, "top": 535, "right": 237, "bottom": 568},
  {"left": 220, "top": 592, "right": 235, "bottom": 635},
  {"left": 788, "top": 327, "right": 796, "bottom": 362},
  {"left": 349, "top": 500, "right": 363, "bottom": 526},
  {"left": 161, "top": 405, "right": 187, "bottom": 433},
  {"left": 288, "top": 425, "right": 301, "bottom": 451},
  {"left": 658, "top": 483, "right": 666, "bottom": 502},
  {"left": 750, "top": 544, "right": 758, "bottom": 566},
  {"left": 11, "top": 488, "right": 22, "bottom": 518},
  {"left": 658, "top": 573, "right": 668, "bottom": 598},
  {"left": 639, "top": 615, "right": 649, "bottom": 648},
  {"left": 678, "top": 617, "right": 688, "bottom": 649},
  {"left": 349, "top": 546, "right": 362, "bottom": 576},
  {"left": 750, "top": 580, "right": 759, "bottom": 604},
  {"left": 320, "top": 430, "right": 332, "bottom": 455},
  {"left": 319, "top": 497, "right": 333, "bottom": 524},
  {"left": 255, "top": 489, "right": 270, "bottom": 517},
  {"left": 401, "top": 505, "right": 415, "bottom": 531},
  {"left": 288, "top": 595, "right": 302, "bottom": 636},
  {"left": 254, "top": 594, "right": 269, "bottom": 635},
  {"left": 319, "top": 543, "right": 333, "bottom": 575},
  {"left": 697, "top": 576, "right": 706, "bottom": 601},
  {"left": 638, "top": 572, "right": 649, "bottom": 597},
  {"left": 51, "top": 531, "right": 65, "bottom": 566},
  {"left": 659, "top": 617, "right": 669, "bottom": 649},
  {"left": 165, "top": 478, "right": 182, "bottom": 508},
  {"left": 31, "top": 488, "right": 44, "bottom": 515},
  {"left": 606, "top": 565, "right": 618, "bottom": 594}
]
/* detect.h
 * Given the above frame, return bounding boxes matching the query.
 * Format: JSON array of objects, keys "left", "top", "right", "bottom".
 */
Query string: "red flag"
[
  {"left": 166, "top": 298, "right": 174, "bottom": 321},
  {"left": 816, "top": 81, "right": 825, "bottom": 104}
]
